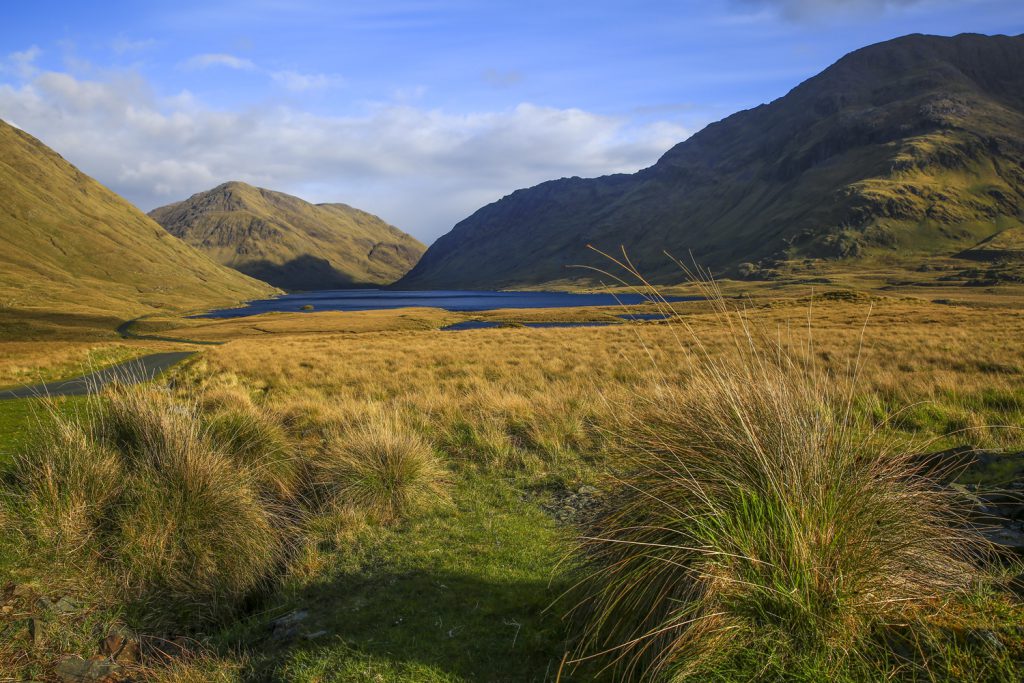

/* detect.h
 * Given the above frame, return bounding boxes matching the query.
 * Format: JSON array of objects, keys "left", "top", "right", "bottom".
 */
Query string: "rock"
[
  {"left": 968, "top": 628, "right": 1005, "bottom": 652},
  {"left": 100, "top": 633, "right": 125, "bottom": 657},
  {"left": 151, "top": 635, "right": 191, "bottom": 661},
  {"left": 100, "top": 626, "right": 140, "bottom": 664},
  {"left": 28, "top": 617, "right": 43, "bottom": 646},
  {"left": 270, "top": 610, "right": 309, "bottom": 641},
  {"left": 982, "top": 526, "right": 1024, "bottom": 556},
  {"left": 1009, "top": 573, "right": 1024, "bottom": 598},
  {"left": 53, "top": 655, "right": 120, "bottom": 682},
  {"left": 978, "top": 491, "right": 1024, "bottom": 520}
]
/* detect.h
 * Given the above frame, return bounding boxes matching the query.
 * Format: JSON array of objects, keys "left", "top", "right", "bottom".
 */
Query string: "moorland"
[{"left": 1, "top": 30, "right": 1023, "bottom": 683}]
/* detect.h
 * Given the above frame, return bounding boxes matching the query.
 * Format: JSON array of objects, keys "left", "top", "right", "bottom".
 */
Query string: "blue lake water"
[
  {"left": 441, "top": 313, "right": 673, "bottom": 331},
  {"left": 199, "top": 290, "right": 695, "bottom": 318},
  {"left": 441, "top": 320, "right": 615, "bottom": 331}
]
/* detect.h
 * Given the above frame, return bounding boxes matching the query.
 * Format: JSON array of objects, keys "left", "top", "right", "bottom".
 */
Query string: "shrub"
[
  {"left": 563, "top": 280, "right": 987, "bottom": 681},
  {"left": 316, "top": 413, "right": 447, "bottom": 523},
  {"left": 198, "top": 384, "right": 255, "bottom": 414}
]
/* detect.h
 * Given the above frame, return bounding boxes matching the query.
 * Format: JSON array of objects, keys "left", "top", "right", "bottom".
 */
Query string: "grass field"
[{"left": 1, "top": 280, "right": 1023, "bottom": 681}]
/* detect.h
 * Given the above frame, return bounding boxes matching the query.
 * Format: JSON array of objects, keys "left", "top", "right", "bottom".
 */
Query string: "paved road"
[{"left": 0, "top": 352, "right": 195, "bottom": 400}]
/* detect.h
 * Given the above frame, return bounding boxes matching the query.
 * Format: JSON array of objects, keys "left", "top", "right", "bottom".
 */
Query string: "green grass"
[
  {"left": 239, "top": 472, "right": 580, "bottom": 682},
  {"left": 2, "top": 297, "right": 1023, "bottom": 681},
  {"left": 0, "top": 396, "right": 90, "bottom": 464}
]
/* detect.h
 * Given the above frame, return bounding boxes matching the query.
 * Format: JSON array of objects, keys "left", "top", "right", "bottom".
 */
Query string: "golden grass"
[
  {"left": 559, "top": 281, "right": 989, "bottom": 680},
  {"left": 315, "top": 411, "right": 448, "bottom": 523},
  {"left": 3, "top": 288, "right": 1023, "bottom": 681},
  {"left": 158, "top": 307, "right": 460, "bottom": 342},
  {"left": 185, "top": 295, "right": 1024, "bottom": 465},
  {"left": 0, "top": 340, "right": 187, "bottom": 388}
]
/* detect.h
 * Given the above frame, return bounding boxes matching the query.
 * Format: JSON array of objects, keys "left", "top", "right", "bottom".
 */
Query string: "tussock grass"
[
  {"left": 206, "top": 405, "right": 303, "bottom": 501},
  {"left": 4, "top": 287, "right": 1023, "bottom": 680},
  {"left": 8, "top": 417, "right": 123, "bottom": 554},
  {"left": 4, "top": 386, "right": 285, "bottom": 629},
  {"left": 316, "top": 412, "right": 448, "bottom": 523},
  {"left": 0, "top": 382, "right": 450, "bottom": 644},
  {"left": 561, "top": 263, "right": 992, "bottom": 680}
]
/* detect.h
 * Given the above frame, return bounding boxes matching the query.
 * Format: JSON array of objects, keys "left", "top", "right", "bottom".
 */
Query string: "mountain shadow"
[{"left": 240, "top": 255, "right": 365, "bottom": 291}]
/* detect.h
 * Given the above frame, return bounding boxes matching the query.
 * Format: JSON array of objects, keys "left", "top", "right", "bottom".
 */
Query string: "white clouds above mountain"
[{"left": 0, "top": 61, "right": 688, "bottom": 243}]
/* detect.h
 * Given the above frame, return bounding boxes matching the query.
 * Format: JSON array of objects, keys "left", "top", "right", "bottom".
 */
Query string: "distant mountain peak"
[
  {"left": 399, "top": 33, "right": 1024, "bottom": 289},
  {"left": 150, "top": 184, "right": 425, "bottom": 291}
]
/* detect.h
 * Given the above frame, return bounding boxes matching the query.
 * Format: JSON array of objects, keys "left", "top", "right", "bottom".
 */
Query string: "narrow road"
[
  {"left": 116, "top": 318, "right": 222, "bottom": 345},
  {"left": 0, "top": 352, "right": 195, "bottom": 400}
]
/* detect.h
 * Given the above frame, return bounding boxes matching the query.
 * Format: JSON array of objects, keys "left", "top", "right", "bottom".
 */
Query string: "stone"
[
  {"left": 1009, "top": 573, "right": 1024, "bottom": 598},
  {"left": 100, "top": 626, "right": 141, "bottom": 665},
  {"left": 270, "top": 609, "right": 309, "bottom": 641},
  {"left": 982, "top": 526, "right": 1024, "bottom": 556},
  {"left": 28, "top": 617, "right": 43, "bottom": 646},
  {"left": 53, "top": 596, "right": 77, "bottom": 614},
  {"left": 100, "top": 633, "right": 125, "bottom": 657},
  {"left": 53, "top": 655, "right": 120, "bottom": 682}
]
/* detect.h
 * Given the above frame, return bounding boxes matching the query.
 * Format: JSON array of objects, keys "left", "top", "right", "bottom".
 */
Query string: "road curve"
[{"left": 0, "top": 352, "right": 195, "bottom": 400}]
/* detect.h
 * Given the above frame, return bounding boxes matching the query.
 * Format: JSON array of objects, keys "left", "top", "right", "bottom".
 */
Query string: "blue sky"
[{"left": 1, "top": 0, "right": 1021, "bottom": 243}]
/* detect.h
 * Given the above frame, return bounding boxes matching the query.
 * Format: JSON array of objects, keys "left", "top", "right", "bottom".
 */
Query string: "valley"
[{"left": 0, "top": 22, "right": 1023, "bottom": 683}]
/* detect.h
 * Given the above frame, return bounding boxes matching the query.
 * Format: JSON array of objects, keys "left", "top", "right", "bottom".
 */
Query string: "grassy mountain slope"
[
  {"left": 0, "top": 120, "right": 277, "bottom": 321},
  {"left": 399, "top": 33, "right": 1024, "bottom": 289},
  {"left": 149, "top": 182, "right": 425, "bottom": 290}
]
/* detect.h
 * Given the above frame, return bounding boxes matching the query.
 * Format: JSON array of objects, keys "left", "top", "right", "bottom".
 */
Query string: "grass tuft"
[
  {"left": 562, "top": 260, "right": 991, "bottom": 681},
  {"left": 3, "top": 386, "right": 288, "bottom": 630},
  {"left": 205, "top": 404, "right": 302, "bottom": 501},
  {"left": 316, "top": 412, "right": 448, "bottom": 523}
]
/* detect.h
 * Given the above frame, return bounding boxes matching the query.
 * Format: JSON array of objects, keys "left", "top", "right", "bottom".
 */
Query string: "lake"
[{"left": 199, "top": 290, "right": 697, "bottom": 318}]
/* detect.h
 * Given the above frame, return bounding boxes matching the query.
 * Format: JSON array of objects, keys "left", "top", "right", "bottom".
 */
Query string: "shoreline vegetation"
[{"left": 0, "top": 273, "right": 1022, "bottom": 681}]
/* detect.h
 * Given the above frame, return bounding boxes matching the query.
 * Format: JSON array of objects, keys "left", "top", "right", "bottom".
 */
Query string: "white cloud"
[
  {"left": 182, "top": 53, "right": 256, "bottom": 70},
  {"left": 270, "top": 70, "right": 345, "bottom": 92},
  {"left": 482, "top": 68, "right": 524, "bottom": 88},
  {"left": 0, "top": 68, "right": 691, "bottom": 244},
  {"left": 111, "top": 36, "right": 158, "bottom": 55},
  {"left": 2, "top": 46, "right": 42, "bottom": 79},
  {"left": 735, "top": 0, "right": 930, "bottom": 20}
]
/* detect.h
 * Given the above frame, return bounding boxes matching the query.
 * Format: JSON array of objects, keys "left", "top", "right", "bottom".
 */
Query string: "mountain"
[
  {"left": 0, "top": 119, "right": 277, "bottom": 319},
  {"left": 398, "top": 33, "right": 1024, "bottom": 289},
  {"left": 149, "top": 182, "right": 425, "bottom": 290}
]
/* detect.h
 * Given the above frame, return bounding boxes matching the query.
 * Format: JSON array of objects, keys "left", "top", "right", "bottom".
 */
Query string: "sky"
[{"left": 1, "top": 1, "right": 1022, "bottom": 245}]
